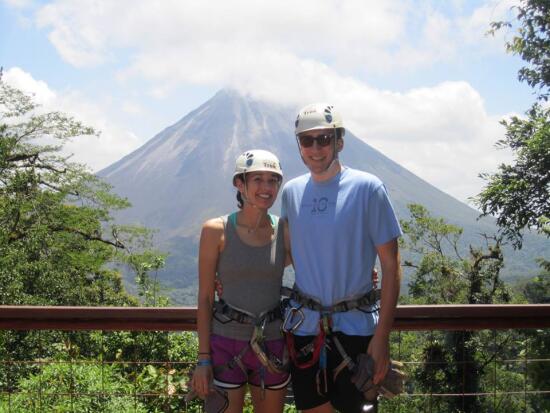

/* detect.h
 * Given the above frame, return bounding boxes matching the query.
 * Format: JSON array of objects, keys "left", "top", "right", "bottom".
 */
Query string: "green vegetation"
[
  {"left": 380, "top": 204, "right": 546, "bottom": 413},
  {"left": 0, "top": 77, "right": 200, "bottom": 412},
  {"left": 1, "top": 362, "right": 148, "bottom": 413},
  {"left": 479, "top": 0, "right": 549, "bottom": 254},
  {"left": 1, "top": 2, "right": 548, "bottom": 410}
]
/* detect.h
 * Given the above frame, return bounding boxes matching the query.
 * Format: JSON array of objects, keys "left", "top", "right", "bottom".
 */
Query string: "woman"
[{"left": 192, "top": 150, "right": 291, "bottom": 413}]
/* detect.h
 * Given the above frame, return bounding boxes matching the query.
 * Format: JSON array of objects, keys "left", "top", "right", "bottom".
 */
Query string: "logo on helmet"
[
  {"left": 245, "top": 152, "right": 254, "bottom": 167},
  {"left": 324, "top": 106, "right": 333, "bottom": 123}
]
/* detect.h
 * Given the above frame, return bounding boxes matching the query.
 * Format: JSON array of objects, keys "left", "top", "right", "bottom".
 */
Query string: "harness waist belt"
[
  {"left": 213, "top": 299, "right": 282, "bottom": 325},
  {"left": 280, "top": 286, "right": 380, "bottom": 313}
]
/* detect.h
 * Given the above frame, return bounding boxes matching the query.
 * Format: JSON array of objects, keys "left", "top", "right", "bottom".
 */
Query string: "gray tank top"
[{"left": 211, "top": 213, "right": 285, "bottom": 341}]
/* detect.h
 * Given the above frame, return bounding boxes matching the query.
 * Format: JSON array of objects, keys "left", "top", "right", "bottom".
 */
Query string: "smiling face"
[
  {"left": 235, "top": 171, "right": 282, "bottom": 210},
  {"left": 297, "top": 128, "right": 344, "bottom": 180}
]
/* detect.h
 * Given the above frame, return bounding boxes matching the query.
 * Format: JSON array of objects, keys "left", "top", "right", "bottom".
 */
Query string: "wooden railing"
[{"left": 1, "top": 304, "right": 549, "bottom": 331}]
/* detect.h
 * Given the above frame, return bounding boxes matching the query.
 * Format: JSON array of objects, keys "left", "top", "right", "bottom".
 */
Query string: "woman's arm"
[
  {"left": 193, "top": 217, "right": 224, "bottom": 397},
  {"left": 282, "top": 218, "right": 293, "bottom": 267}
]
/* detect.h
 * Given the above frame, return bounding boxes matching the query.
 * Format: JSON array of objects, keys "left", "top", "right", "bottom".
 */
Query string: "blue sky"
[{"left": 0, "top": 0, "right": 534, "bottom": 204}]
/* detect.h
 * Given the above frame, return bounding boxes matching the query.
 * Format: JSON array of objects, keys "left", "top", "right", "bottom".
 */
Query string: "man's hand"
[{"left": 367, "top": 332, "right": 390, "bottom": 385}]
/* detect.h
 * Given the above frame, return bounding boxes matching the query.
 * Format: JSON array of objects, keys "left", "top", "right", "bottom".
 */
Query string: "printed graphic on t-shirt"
[{"left": 301, "top": 196, "right": 336, "bottom": 216}]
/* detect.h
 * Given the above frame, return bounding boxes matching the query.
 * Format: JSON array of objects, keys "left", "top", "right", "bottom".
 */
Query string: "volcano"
[{"left": 99, "top": 90, "right": 547, "bottom": 304}]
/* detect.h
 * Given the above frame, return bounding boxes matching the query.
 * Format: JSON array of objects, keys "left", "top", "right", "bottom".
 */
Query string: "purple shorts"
[{"left": 210, "top": 334, "right": 290, "bottom": 390}]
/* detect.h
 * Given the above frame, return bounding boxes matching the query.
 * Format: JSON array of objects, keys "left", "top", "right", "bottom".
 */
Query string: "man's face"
[{"left": 297, "top": 129, "right": 342, "bottom": 175}]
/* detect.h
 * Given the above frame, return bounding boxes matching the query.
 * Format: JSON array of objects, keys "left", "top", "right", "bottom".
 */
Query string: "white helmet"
[
  {"left": 233, "top": 149, "right": 283, "bottom": 183},
  {"left": 294, "top": 103, "right": 344, "bottom": 135}
]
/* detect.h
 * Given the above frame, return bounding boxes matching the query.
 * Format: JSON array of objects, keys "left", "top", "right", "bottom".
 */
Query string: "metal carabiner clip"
[{"left": 282, "top": 305, "right": 305, "bottom": 333}]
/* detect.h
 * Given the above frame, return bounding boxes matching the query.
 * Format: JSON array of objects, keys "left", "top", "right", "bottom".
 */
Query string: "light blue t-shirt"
[{"left": 281, "top": 167, "right": 402, "bottom": 336}]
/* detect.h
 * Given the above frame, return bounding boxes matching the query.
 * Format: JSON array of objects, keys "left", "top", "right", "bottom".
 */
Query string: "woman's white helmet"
[
  {"left": 233, "top": 149, "right": 283, "bottom": 184},
  {"left": 294, "top": 103, "right": 344, "bottom": 135}
]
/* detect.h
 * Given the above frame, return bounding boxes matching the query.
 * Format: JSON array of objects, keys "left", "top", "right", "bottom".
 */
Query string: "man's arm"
[{"left": 368, "top": 238, "right": 401, "bottom": 384}]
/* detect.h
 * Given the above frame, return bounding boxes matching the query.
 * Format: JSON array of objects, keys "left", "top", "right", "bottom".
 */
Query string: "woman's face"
[{"left": 236, "top": 171, "right": 282, "bottom": 209}]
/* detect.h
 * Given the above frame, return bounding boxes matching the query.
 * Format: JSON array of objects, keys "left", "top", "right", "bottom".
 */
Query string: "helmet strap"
[
  {"left": 240, "top": 174, "right": 272, "bottom": 233},
  {"left": 241, "top": 173, "right": 258, "bottom": 209},
  {"left": 327, "top": 124, "right": 339, "bottom": 172}
]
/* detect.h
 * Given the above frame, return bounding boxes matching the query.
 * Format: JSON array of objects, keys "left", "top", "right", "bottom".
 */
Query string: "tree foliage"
[
  {"left": 476, "top": 104, "right": 550, "bottom": 248},
  {"left": 401, "top": 204, "right": 510, "bottom": 305},
  {"left": 0, "top": 79, "right": 205, "bottom": 413},
  {"left": 0, "top": 79, "right": 134, "bottom": 306},
  {"left": 0, "top": 78, "right": 169, "bottom": 307},
  {"left": 1, "top": 362, "right": 148, "bottom": 413},
  {"left": 399, "top": 204, "right": 515, "bottom": 413},
  {"left": 489, "top": 0, "right": 550, "bottom": 101},
  {"left": 478, "top": 0, "right": 550, "bottom": 251}
]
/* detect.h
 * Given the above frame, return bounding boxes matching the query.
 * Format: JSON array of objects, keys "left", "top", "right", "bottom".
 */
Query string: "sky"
[{"left": 0, "top": 0, "right": 535, "bottom": 205}]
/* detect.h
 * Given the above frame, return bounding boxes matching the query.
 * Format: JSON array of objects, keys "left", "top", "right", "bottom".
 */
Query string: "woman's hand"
[
  {"left": 372, "top": 267, "right": 379, "bottom": 289},
  {"left": 192, "top": 364, "right": 214, "bottom": 399},
  {"left": 214, "top": 278, "right": 223, "bottom": 298}
]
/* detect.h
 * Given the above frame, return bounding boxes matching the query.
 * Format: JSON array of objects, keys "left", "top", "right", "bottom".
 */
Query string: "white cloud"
[
  {"left": 29, "top": 0, "right": 520, "bottom": 202},
  {"left": 32, "top": 0, "right": 519, "bottom": 82},
  {"left": 3, "top": 67, "right": 57, "bottom": 104},
  {"left": 457, "top": 0, "right": 519, "bottom": 48},
  {"left": 3, "top": 67, "right": 141, "bottom": 171}
]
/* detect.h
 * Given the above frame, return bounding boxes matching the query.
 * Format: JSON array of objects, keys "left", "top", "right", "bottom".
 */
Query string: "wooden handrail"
[{"left": 1, "top": 304, "right": 549, "bottom": 331}]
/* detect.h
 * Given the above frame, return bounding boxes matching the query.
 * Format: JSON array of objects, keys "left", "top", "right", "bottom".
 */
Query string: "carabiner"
[{"left": 281, "top": 306, "right": 305, "bottom": 333}]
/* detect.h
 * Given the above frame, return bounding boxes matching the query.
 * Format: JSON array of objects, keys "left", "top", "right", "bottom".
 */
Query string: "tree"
[
  {"left": 0, "top": 79, "right": 141, "bottom": 306},
  {"left": 0, "top": 79, "right": 179, "bottom": 409},
  {"left": 0, "top": 77, "right": 171, "bottom": 307},
  {"left": 489, "top": 0, "right": 550, "bottom": 102},
  {"left": 478, "top": 0, "right": 550, "bottom": 252},
  {"left": 399, "top": 204, "right": 516, "bottom": 413},
  {"left": 476, "top": 104, "right": 550, "bottom": 248}
]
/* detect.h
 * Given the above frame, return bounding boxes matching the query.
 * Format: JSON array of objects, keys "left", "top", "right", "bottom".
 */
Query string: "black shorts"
[{"left": 289, "top": 333, "right": 377, "bottom": 413}]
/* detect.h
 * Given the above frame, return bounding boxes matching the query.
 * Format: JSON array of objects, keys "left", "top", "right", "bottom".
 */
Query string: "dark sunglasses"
[{"left": 298, "top": 133, "right": 335, "bottom": 148}]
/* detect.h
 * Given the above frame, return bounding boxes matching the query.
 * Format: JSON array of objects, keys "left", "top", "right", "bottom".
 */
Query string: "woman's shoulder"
[{"left": 201, "top": 216, "right": 226, "bottom": 235}]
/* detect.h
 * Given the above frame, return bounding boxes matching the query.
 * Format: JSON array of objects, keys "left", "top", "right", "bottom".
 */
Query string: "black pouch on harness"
[
  {"left": 204, "top": 387, "right": 229, "bottom": 413},
  {"left": 350, "top": 353, "right": 406, "bottom": 401}
]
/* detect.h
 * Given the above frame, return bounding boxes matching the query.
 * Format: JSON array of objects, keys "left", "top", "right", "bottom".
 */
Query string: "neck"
[
  {"left": 311, "top": 159, "right": 342, "bottom": 182},
  {"left": 238, "top": 206, "right": 270, "bottom": 233}
]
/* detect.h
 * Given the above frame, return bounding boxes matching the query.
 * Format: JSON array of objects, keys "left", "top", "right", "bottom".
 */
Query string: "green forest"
[{"left": 1, "top": 1, "right": 549, "bottom": 412}]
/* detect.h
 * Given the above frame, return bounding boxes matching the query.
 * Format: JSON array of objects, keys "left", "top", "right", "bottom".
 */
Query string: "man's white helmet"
[
  {"left": 294, "top": 103, "right": 344, "bottom": 135},
  {"left": 233, "top": 149, "right": 283, "bottom": 183}
]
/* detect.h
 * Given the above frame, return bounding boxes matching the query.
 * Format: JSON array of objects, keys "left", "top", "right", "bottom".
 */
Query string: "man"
[{"left": 281, "top": 103, "right": 402, "bottom": 413}]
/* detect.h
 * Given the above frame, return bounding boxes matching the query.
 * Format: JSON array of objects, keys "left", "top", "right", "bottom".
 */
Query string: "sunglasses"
[{"left": 298, "top": 133, "right": 335, "bottom": 148}]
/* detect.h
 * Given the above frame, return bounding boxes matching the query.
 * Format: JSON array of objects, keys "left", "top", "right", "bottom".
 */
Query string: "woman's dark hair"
[
  {"left": 234, "top": 174, "right": 245, "bottom": 209},
  {"left": 236, "top": 191, "right": 244, "bottom": 209}
]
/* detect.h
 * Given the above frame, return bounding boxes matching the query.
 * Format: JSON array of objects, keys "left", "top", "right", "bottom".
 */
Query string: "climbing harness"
[
  {"left": 281, "top": 286, "right": 382, "bottom": 396},
  {"left": 280, "top": 286, "right": 380, "bottom": 314},
  {"left": 213, "top": 299, "right": 282, "bottom": 326},
  {"left": 212, "top": 299, "right": 289, "bottom": 398}
]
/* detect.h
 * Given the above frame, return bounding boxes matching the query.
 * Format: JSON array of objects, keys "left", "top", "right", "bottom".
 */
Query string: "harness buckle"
[{"left": 320, "top": 313, "right": 332, "bottom": 334}]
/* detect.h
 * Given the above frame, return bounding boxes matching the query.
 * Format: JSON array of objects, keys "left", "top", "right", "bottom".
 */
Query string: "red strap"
[{"left": 285, "top": 327, "right": 326, "bottom": 369}]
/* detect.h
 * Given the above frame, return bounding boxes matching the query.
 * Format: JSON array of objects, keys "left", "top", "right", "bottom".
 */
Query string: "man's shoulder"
[
  {"left": 283, "top": 173, "right": 310, "bottom": 190},
  {"left": 342, "top": 167, "right": 384, "bottom": 188}
]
